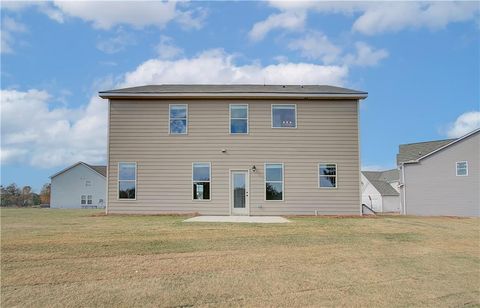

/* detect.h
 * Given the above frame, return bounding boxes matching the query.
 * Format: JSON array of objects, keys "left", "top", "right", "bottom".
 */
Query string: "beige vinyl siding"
[{"left": 108, "top": 99, "right": 360, "bottom": 215}]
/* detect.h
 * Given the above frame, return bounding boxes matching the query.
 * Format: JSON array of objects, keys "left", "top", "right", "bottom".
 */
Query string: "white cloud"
[
  {"left": 446, "top": 111, "right": 480, "bottom": 138},
  {"left": 121, "top": 49, "right": 348, "bottom": 86},
  {"left": 287, "top": 32, "right": 388, "bottom": 67},
  {"left": 343, "top": 42, "right": 389, "bottom": 67},
  {"left": 155, "top": 35, "right": 184, "bottom": 60},
  {"left": 1, "top": 17, "right": 27, "bottom": 54},
  {"left": 353, "top": 2, "right": 480, "bottom": 35},
  {"left": 0, "top": 89, "right": 107, "bottom": 168},
  {"left": 2, "top": 1, "right": 206, "bottom": 30},
  {"left": 248, "top": 11, "right": 305, "bottom": 41},
  {"left": 259, "top": 1, "right": 480, "bottom": 37},
  {"left": 288, "top": 31, "right": 341, "bottom": 64},
  {"left": 1, "top": 49, "right": 349, "bottom": 168},
  {"left": 96, "top": 29, "right": 135, "bottom": 54}
]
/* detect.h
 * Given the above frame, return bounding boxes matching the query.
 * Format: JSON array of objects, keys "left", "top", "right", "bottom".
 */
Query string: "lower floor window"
[
  {"left": 265, "top": 163, "right": 283, "bottom": 200},
  {"left": 81, "top": 195, "right": 86, "bottom": 204},
  {"left": 193, "top": 162, "right": 211, "bottom": 200},
  {"left": 87, "top": 195, "right": 92, "bottom": 204},
  {"left": 319, "top": 163, "right": 337, "bottom": 188},
  {"left": 119, "top": 162, "right": 136, "bottom": 199}
]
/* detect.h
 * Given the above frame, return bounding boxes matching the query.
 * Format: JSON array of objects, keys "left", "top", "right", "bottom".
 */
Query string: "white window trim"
[
  {"left": 271, "top": 104, "right": 297, "bottom": 129},
  {"left": 87, "top": 195, "right": 93, "bottom": 204},
  {"left": 264, "top": 163, "right": 285, "bottom": 201},
  {"left": 318, "top": 163, "right": 338, "bottom": 189},
  {"left": 192, "top": 162, "right": 212, "bottom": 201},
  {"left": 229, "top": 104, "right": 249, "bottom": 134},
  {"left": 117, "top": 162, "right": 137, "bottom": 201},
  {"left": 456, "top": 161, "right": 468, "bottom": 177},
  {"left": 169, "top": 104, "right": 188, "bottom": 135},
  {"left": 81, "top": 195, "right": 86, "bottom": 205}
]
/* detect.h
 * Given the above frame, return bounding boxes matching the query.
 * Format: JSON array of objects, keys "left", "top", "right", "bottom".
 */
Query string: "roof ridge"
[{"left": 400, "top": 138, "right": 456, "bottom": 146}]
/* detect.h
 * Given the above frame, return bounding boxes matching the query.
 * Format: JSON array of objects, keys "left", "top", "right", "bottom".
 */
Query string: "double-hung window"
[
  {"left": 319, "top": 163, "right": 337, "bottom": 188},
  {"left": 230, "top": 104, "right": 248, "bottom": 134},
  {"left": 272, "top": 104, "right": 296, "bottom": 128},
  {"left": 193, "top": 163, "right": 211, "bottom": 200},
  {"left": 87, "top": 195, "right": 92, "bottom": 204},
  {"left": 118, "top": 162, "right": 136, "bottom": 199},
  {"left": 81, "top": 195, "right": 86, "bottom": 205},
  {"left": 169, "top": 104, "right": 188, "bottom": 134},
  {"left": 265, "top": 163, "right": 284, "bottom": 200},
  {"left": 456, "top": 161, "right": 468, "bottom": 176}
]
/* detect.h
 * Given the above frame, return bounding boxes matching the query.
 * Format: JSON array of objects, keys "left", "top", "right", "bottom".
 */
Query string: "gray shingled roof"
[
  {"left": 86, "top": 164, "right": 107, "bottom": 177},
  {"left": 362, "top": 169, "right": 400, "bottom": 196},
  {"left": 99, "top": 84, "right": 367, "bottom": 99},
  {"left": 397, "top": 138, "right": 456, "bottom": 164},
  {"left": 50, "top": 162, "right": 106, "bottom": 178}
]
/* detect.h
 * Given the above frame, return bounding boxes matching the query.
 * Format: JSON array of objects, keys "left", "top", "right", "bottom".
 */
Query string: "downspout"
[
  {"left": 357, "top": 100, "right": 362, "bottom": 216},
  {"left": 105, "top": 99, "right": 111, "bottom": 215},
  {"left": 400, "top": 163, "right": 406, "bottom": 215}
]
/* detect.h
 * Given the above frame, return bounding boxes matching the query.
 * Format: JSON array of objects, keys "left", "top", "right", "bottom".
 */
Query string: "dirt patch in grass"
[{"left": 1, "top": 208, "right": 479, "bottom": 307}]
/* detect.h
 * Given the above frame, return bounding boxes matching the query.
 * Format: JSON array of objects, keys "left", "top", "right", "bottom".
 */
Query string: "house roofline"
[
  {"left": 402, "top": 128, "right": 480, "bottom": 165},
  {"left": 50, "top": 162, "right": 106, "bottom": 179},
  {"left": 98, "top": 92, "right": 368, "bottom": 100}
]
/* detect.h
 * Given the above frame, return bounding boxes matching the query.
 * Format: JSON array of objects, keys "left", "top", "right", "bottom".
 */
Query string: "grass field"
[{"left": 1, "top": 209, "right": 479, "bottom": 307}]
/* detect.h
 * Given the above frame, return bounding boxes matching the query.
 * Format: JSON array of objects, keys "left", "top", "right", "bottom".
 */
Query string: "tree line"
[{"left": 0, "top": 183, "right": 50, "bottom": 207}]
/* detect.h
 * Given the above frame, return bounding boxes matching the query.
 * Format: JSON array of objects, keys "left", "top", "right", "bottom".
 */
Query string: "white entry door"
[{"left": 231, "top": 171, "right": 249, "bottom": 215}]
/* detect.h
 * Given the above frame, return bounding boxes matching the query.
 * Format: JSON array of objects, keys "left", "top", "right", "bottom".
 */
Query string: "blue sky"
[{"left": 1, "top": 1, "right": 479, "bottom": 192}]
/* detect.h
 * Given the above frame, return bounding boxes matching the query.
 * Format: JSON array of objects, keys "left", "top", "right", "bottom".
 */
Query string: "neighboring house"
[
  {"left": 361, "top": 169, "right": 400, "bottom": 213},
  {"left": 99, "top": 85, "right": 368, "bottom": 215},
  {"left": 397, "top": 129, "right": 480, "bottom": 217},
  {"left": 50, "top": 162, "right": 106, "bottom": 209}
]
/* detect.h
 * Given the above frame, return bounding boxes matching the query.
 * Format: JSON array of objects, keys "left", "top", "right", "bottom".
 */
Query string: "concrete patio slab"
[{"left": 184, "top": 216, "right": 290, "bottom": 224}]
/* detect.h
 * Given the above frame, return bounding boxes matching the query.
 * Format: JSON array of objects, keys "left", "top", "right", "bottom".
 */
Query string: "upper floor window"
[
  {"left": 265, "top": 163, "right": 284, "bottom": 200},
  {"left": 169, "top": 104, "right": 188, "bottom": 134},
  {"left": 272, "top": 104, "right": 296, "bottom": 128},
  {"left": 85, "top": 180, "right": 91, "bottom": 187},
  {"left": 456, "top": 161, "right": 468, "bottom": 176},
  {"left": 319, "top": 163, "right": 337, "bottom": 188},
  {"left": 230, "top": 104, "right": 248, "bottom": 134},
  {"left": 193, "top": 163, "right": 211, "bottom": 200},
  {"left": 119, "top": 162, "right": 136, "bottom": 199}
]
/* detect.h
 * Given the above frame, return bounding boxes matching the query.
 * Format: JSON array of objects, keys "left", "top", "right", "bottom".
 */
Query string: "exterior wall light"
[{"left": 251, "top": 165, "right": 257, "bottom": 173}]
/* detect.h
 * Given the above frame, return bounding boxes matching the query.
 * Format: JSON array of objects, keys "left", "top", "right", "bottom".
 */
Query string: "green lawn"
[{"left": 1, "top": 209, "right": 479, "bottom": 307}]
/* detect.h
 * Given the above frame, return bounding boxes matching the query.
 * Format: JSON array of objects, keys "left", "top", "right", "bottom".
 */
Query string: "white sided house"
[
  {"left": 398, "top": 129, "right": 480, "bottom": 217},
  {"left": 50, "top": 162, "right": 106, "bottom": 209},
  {"left": 361, "top": 169, "right": 401, "bottom": 213}
]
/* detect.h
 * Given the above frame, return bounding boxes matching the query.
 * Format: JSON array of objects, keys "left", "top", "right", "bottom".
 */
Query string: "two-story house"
[{"left": 99, "top": 85, "right": 367, "bottom": 216}]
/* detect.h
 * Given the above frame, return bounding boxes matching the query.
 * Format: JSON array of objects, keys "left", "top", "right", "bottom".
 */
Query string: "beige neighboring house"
[
  {"left": 397, "top": 129, "right": 480, "bottom": 217},
  {"left": 361, "top": 169, "right": 400, "bottom": 213},
  {"left": 99, "top": 85, "right": 368, "bottom": 216}
]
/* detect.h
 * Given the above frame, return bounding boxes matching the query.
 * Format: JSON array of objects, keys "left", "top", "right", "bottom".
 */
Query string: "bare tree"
[
  {"left": 21, "top": 186, "right": 33, "bottom": 207},
  {"left": 40, "top": 183, "right": 51, "bottom": 205}
]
